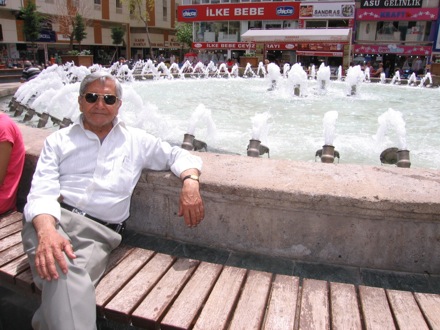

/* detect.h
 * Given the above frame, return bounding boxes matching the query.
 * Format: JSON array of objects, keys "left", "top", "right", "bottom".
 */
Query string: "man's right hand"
[{"left": 32, "top": 214, "right": 76, "bottom": 281}]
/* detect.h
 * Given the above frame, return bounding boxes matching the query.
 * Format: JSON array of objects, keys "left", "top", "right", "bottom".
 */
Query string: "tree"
[
  {"left": 19, "top": 2, "right": 43, "bottom": 61},
  {"left": 73, "top": 14, "right": 87, "bottom": 51},
  {"left": 50, "top": 0, "right": 91, "bottom": 50},
  {"left": 122, "top": 0, "right": 155, "bottom": 59},
  {"left": 111, "top": 26, "right": 126, "bottom": 63},
  {"left": 175, "top": 23, "right": 193, "bottom": 60}
]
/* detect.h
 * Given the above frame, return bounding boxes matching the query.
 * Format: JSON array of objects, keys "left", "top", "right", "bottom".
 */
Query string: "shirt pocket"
[{"left": 106, "top": 155, "right": 134, "bottom": 194}]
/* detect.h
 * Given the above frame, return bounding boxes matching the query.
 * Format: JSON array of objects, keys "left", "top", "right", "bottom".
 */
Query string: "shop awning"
[{"left": 241, "top": 28, "right": 351, "bottom": 43}]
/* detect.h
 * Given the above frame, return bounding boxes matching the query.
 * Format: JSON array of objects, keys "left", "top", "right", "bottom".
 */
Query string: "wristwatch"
[{"left": 182, "top": 174, "right": 199, "bottom": 183}]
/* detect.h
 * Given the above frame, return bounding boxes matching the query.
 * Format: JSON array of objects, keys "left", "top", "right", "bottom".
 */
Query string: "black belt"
[{"left": 60, "top": 202, "right": 126, "bottom": 235}]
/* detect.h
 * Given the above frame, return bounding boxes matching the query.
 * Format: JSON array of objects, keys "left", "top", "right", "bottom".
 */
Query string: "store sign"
[
  {"left": 354, "top": 44, "right": 431, "bottom": 55},
  {"left": 356, "top": 8, "right": 437, "bottom": 20},
  {"left": 266, "top": 42, "right": 344, "bottom": 51},
  {"left": 360, "top": 0, "right": 422, "bottom": 8},
  {"left": 178, "top": 2, "right": 300, "bottom": 22},
  {"left": 38, "top": 30, "right": 56, "bottom": 42},
  {"left": 299, "top": 2, "right": 355, "bottom": 19},
  {"left": 296, "top": 51, "right": 343, "bottom": 57},
  {"left": 192, "top": 42, "right": 256, "bottom": 50}
]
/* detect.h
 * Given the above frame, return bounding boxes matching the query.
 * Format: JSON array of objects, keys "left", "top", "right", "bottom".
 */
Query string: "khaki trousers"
[{"left": 22, "top": 209, "right": 122, "bottom": 330}]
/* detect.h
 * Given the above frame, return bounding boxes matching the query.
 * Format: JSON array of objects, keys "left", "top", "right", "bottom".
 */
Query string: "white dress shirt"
[{"left": 24, "top": 115, "right": 202, "bottom": 224}]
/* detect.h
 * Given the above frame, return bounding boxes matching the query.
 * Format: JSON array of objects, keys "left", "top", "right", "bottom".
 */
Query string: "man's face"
[{"left": 78, "top": 78, "right": 122, "bottom": 135}]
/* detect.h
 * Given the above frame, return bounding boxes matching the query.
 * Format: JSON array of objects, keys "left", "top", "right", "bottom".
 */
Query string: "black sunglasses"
[{"left": 82, "top": 93, "right": 118, "bottom": 105}]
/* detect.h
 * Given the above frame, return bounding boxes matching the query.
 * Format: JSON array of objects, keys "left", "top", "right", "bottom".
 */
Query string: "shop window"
[
  {"left": 94, "top": 0, "right": 101, "bottom": 4},
  {"left": 305, "top": 20, "right": 327, "bottom": 28},
  {"left": 248, "top": 21, "right": 263, "bottom": 29},
  {"left": 0, "top": 25, "right": 3, "bottom": 41},
  {"left": 116, "top": 0, "right": 123, "bottom": 13},
  {"left": 376, "top": 21, "right": 399, "bottom": 41},
  {"left": 328, "top": 20, "right": 348, "bottom": 28}
]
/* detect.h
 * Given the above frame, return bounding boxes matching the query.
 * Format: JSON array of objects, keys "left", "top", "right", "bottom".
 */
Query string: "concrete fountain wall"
[{"left": 17, "top": 124, "right": 440, "bottom": 276}]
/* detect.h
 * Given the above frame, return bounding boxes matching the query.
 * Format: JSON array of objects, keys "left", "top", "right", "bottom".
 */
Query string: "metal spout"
[
  {"left": 247, "top": 139, "right": 270, "bottom": 158},
  {"left": 37, "top": 112, "right": 50, "bottom": 128},
  {"left": 396, "top": 149, "right": 411, "bottom": 168},
  {"left": 23, "top": 108, "right": 35, "bottom": 122},
  {"left": 193, "top": 138, "right": 208, "bottom": 152},
  {"left": 181, "top": 133, "right": 195, "bottom": 151},
  {"left": 59, "top": 117, "right": 72, "bottom": 129},
  {"left": 294, "top": 85, "right": 301, "bottom": 96},
  {"left": 351, "top": 85, "right": 357, "bottom": 96},
  {"left": 316, "top": 145, "right": 340, "bottom": 163}
]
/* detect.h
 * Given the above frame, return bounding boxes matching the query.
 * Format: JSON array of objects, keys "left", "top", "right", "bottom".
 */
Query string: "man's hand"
[
  {"left": 32, "top": 214, "right": 76, "bottom": 281},
  {"left": 179, "top": 170, "right": 205, "bottom": 227}
]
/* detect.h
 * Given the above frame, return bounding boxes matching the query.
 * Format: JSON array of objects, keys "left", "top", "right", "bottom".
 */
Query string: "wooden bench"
[{"left": 1, "top": 211, "right": 440, "bottom": 329}]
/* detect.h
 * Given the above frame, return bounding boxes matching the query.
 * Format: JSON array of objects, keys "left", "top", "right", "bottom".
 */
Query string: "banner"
[
  {"left": 178, "top": 2, "right": 300, "bottom": 22},
  {"left": 354, "top": 44, "right": 431, "bottom": 55},
  {"left": 356, "top": 8, "right": 437, "bottom": 20},
  {"left": 360, "top": 0, "right": 422, "bottom": 8},
  {"left": 299, "top": 2, "right": 355, "bottom": 19},
  {"left": 192, "top": 42, "right": 256, "bottom": 50}
]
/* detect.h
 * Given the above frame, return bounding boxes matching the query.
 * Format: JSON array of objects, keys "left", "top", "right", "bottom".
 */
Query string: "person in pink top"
[{"left": 0, "top": 113, "right": 25, "bottom": 214}]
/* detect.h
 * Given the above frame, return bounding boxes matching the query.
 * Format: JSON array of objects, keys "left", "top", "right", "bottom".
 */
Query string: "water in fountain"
[
  {"left": 316, "top": 63, "right": 331, "bottom": 93},
  {"left": 256, "top": 62, "right": 266, "bottom": 77},
  {"left": 323, "top": 110, "right": 338, "bottom": 146},
  {"left": 345, "top": 65, "right": 364, "bottom": 96},
  {"left": 374, "top": 108, "right": 407, "bottom": 151},
  {"left": 6, "top": 61, "right": 440, "bottom": 170},
  {"left": 407, "top": 72, "right": 417, "bottom": 86},
  {"left": 337, "top": 66, "right": 343, "bottom": 81},
  {"left": 391, "top": 70, "right": 401, "bottom": 84},
  {"left": 251, "top": 111, "right": 271, "bottom": 142},
  {"left": 216, "top": 63, "right": 231, "bottom": 78},
  {"left": 287, "top": 63, "right": 308, "bottom": 96},
  {"left": 309, "top": 65, "right": 316, "bottom": 80},
  {"left": 186, "top": 104, "right": 217, "bottom": 140},
  {"left": 419, "top": 72, "right": 432, "bottom": 87},
  {"left": 266, "top": 63, "right": 282, "bottom": 91},
  {"left": 230, "top": 64, "right": 239, "bottom": 78},
  {"left": 364, "top": 67, "right": 371, "bottom": 82},
  {"left": 379, "top": 72, "right": 386, "bottom": 84},
  {"left": 243, "top": 63, "right": 257, "bottom": 78},
  {"left": 283, "top": 63, "right": 291, "bottom": 79}
]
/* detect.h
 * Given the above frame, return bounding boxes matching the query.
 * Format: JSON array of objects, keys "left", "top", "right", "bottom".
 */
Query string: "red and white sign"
[
  {"left": 296, "top": 51, "right": 343, "bottom": 57},
  {"left": 265, "top": 42, "right": 344, "bottom": 51},
  {"left": 354, "top": 44, "right": 432, "bottom": 55},
  {"left": 356, "top": 8, "right": 438, "bottom": 21},
  {"left": 178, "top": 2, "right": 300, "bottom": 22},
  {"left": 192, "top": 42, "right": 256, "bottom": 50}
]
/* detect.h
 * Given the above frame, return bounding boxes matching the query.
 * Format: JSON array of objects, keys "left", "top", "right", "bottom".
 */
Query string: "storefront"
[
  {"left": 354, "top": 4, "right": 438, "bottom": 77},
  {"left": 241, "top": 28, "right": 352, "bottom": 70},
  {"left": 177, "top": 2, "right": 301, "bottom": 62}
]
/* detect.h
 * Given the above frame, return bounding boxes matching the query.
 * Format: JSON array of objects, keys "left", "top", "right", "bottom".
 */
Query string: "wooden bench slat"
[
  {"left": 95, "top": 247, "right": 155, "bottom": 311},
  {"left": 229, "top": 270, "right": 272, "bottom": 330},
  {"left": 359, "top": 285, "right": 396, "bottom": 330},
  {"left": 131, "top": 258, "right": 199, "bottom": 329},
  {"left": 104, "top": 244, "right": 136, "bottom": 275},
  {"left": 0, "top": 211, "right": 23, "bottom": 229},
  {"left": 414, "top": 292, "right": 440, "bottom": 329},
  {"left": 299, "top": 278, "right": 330, "bottom": 330},
  {"left": 264, "top": 274, "right": 299, "bottom": 330},
  {"left": 14, "top": 267, "right": 36, "bottom": 293},
  {"left": 192, "top": 266, "right": 247, "bottom": 330},
  {"left": 0, "top": 243, "right": 25, "bottom": 267},
  {"left": 330, "top": 282, "right": 362, "bottom": 330},
  {"left": 160, "top": 262, "right": 223, "bottom": 330},
  {"left": 104, "top": 253, "right": 176, "bottom": 324},
  {"left": 0, "top": 231, "right": 22, "bottom": 253},
  {"left": 0, "top": 221, "right": 22, "bottom": 240},
  {"left": 0, "top": 254, "right": 30, "bottom": 283},
  {"left": 386, "top": 289, "right": 429, "bottom": 330}
]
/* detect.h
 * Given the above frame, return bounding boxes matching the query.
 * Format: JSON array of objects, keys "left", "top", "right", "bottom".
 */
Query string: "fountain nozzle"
[
  {"left": 396, "top": 149, "right": 411, "bottom": 168},
  {"left": 247, "top": 139, "right": 270, "bottom": 158},
  {"left": 315, "top": 145, "right": 340, "bottom": 163},
  {"left": 181, "top": 133, "right": 208, "bottom": 152}
]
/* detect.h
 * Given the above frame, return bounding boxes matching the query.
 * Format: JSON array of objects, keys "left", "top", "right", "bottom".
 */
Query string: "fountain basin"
[{"left": 18, "top": 124, "right": 440, "bottom": 276}]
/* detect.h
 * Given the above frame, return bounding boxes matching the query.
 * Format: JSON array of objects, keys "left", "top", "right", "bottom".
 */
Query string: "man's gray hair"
[{"left": 79, "top": 71, "right": 123, "bottom": 99}]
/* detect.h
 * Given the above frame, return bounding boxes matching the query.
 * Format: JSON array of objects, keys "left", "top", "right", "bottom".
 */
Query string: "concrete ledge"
[{"left": 17, "top": 124, "right": 440, "bottom": 276}]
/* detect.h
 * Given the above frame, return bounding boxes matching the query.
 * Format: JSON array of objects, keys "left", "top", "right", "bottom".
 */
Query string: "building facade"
[{"left": 0, "top": 0, "right": 181, "bottom": 67}]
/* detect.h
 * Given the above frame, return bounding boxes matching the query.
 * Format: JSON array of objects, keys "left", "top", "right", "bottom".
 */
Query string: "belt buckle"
[{"left": 71, "top": 207, "right": 86, "bottom": 217}]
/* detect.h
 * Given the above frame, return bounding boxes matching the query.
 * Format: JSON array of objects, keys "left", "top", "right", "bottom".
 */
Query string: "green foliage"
[
  {"left": 20, "top": 2, "right": 43, "bottom": 43},
  {"left": 73, "top": 13, "right": 87, "bottom": 47},
  {"left": 175, "top": 23, "right": 193, "bottom": 48},
  {"left": 111, "top": 26, "right": 125, "bottom": 45},
  {"left": 66, "top": 50, "right": 90, "bottom": 55}
]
